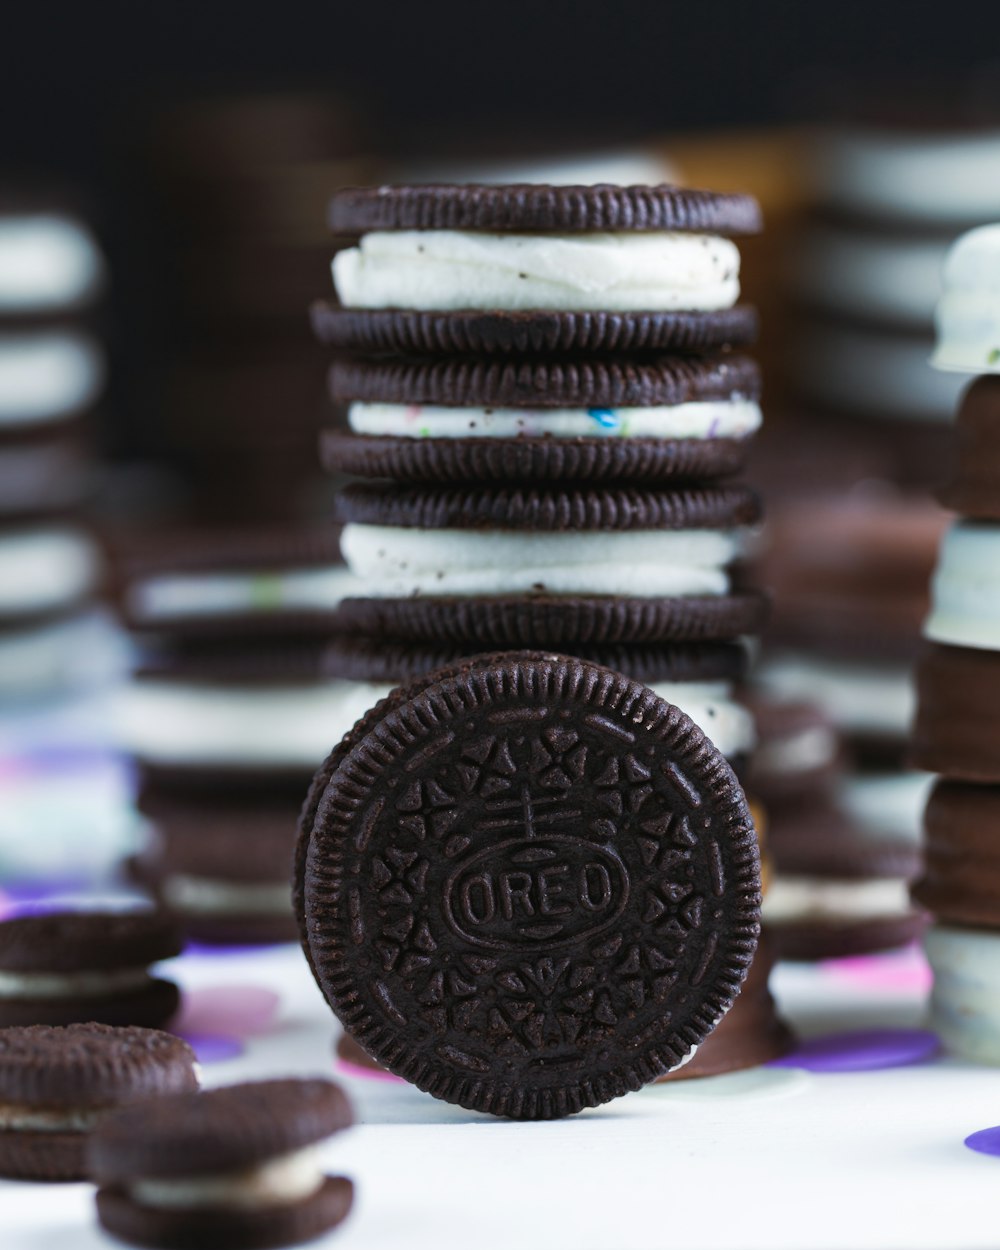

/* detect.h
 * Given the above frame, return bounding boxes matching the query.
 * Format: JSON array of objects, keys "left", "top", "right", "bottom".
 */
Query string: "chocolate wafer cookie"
[{"left": 297, "top": 651, "right": 761, "bottom": 1119}]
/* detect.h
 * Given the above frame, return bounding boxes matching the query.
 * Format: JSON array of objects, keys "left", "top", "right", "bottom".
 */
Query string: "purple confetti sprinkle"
[
  {"left": 173, "top": 985, "right": 280, "bottom": 1039},
  {"left": 178, "top": 1033, "right": 244, "bottom": 1064},
  {"left": 183, "top": 940, "right": 288, "bottom": 958},
  {"left": 770, "top": 1028, "right": 941, "bottom": 1073},
  {"left": 965, "top": 1126, "right": 1000, "bottom": 1157}
]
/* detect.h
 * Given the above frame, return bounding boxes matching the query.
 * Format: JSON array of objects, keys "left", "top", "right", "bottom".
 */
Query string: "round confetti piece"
[
  {"left": 965, "top": 1126, "right": 1000, "bottom": 1157},
  {"left": 770, "top": 1028, "right": 940, "bottom": 1073},
  {"left": 177, "top": 1033, "right": 245, "bottom": 1064},
  {"left": 172, "top": 985, "right": 280, "bottom": 1039}
]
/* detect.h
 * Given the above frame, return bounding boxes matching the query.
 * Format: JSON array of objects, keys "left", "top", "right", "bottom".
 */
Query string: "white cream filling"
[
  {"left": 0, "top": 1103, "right": 103, "bottom": 1132},
  {"left": 0, "top": 330, "right": 105, "bottom": 425},
  {"left": 812, "top": 130, "right": 1000, "bottom": 225},
  {"left": 347, "top": 399, "right": 762, "bottom": 441},
  {"left": 925, "top": 924, "right": 1000, "bottom": 1065},
  {"left": 127, "top": 565, "right": 362, "bottom": 625},
  {"left": 130, "top": 1146, "right": 325, "bottom": 1211},
  {"left": 762, "top": 876, "right": 912, "bottom": 924},
  {"left": 792, "top": 225, "right": 947, "bottom": 326},
  {"left": 924, "top": 520, "right": 1000, "bottom": 650},
  {"left": 753, "top": 725, "right": 838, "bottom": 778},
  {"left": 0, "top": 215, "right": 105, "bottom": 313},
  {"left": 333, "top": 230, "right": 740, "bottom": 312},
  {"left": 0, "top": 967, "right": 151, "bottom": 1000},
  {"left": 163, "top": 875, "right": 292, "bottom": 918},
  {"left": 0, "top": 526, "right": 101, "bottom": 616},
  {"left": 839, "top": 772, "right": 932, "bottom": 846},
  {"left": 340, "top": 524, "right": 742, "bottom": 598},
  {"left": 648, "top": 681, "right": 755, "bottom": 759},
  {"left": 933, "top": 224, "right": 1000, "bottom": 374},
  {"left": 792, "top": 320, "right": 966, "bottom": 422},
  {"left": 757, "top": 655, "right": 915, "bottom": 738},
  {"left": 0, "top": 610, "right": 124, "bottom": 697},
  {"left": 115, "top": 680, "right": 393, "bottom": 767}
]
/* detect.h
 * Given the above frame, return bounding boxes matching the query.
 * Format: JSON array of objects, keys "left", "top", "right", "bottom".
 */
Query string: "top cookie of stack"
[{"left": 312, "top": 184, "right": 765, "bottom": 767}]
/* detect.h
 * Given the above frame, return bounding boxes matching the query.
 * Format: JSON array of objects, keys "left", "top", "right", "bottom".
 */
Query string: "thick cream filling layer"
[
  {"left": 933, "top": 224, "right": 1000, "bottom": 374},
  {"left": 0, "top": 215, "right": 104, "bottom": 313},
  {"left": 763, "top": 877, "right": 912, "bottom": 924},
  {"left": 116, "top": 680, "right": 393, "bottom": 767},
  {"left": 333, "top": 229, "right": 740, "bottom": 312},
  {"left": 0, "top": 330, "right": 105, "bottom": 424},
  {"left": 163, "top": 876, "right": 292, "bottom": 917},
  {"left": 347, "top": 400, "right": 762, "bottom": 442},
  {"left": 925, "top": 925, "right": 1000, "bottom": 1064},
  {"left": 925, "top": 520, "right": 1000, "bottom": 650},
  {"left": 758, "top": 655, "right": 914, "bottom": 738},
  {"left": 340, "top": 524, "right": 741, "bottom": 598},
  {"left": 753, "top": 725, "right": 838, "bottom": 778},
  {"left": 0, "top": 1103, "right": 102, "bottom": 1132},
  {"left": 128, "top": 566, "right": 361, "bottom": 625},
  {"left": 131, "top": 1146, "right": 325, "bottom": 1211},
  {"left": 0, "top": 526, "right": 101, "bottom": 616},
  {"left": 0, "top": 967, "right": 151, "bottom": 1000}
]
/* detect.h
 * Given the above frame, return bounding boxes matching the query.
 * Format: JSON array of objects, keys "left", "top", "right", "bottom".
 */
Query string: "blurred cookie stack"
[
  {"left": 143, "top": 93, "right": 376, "bottom": 521},
  {"left": 912, "top": 225, "right": 1000, "bottom": 1062},
  {"left": 788, "top": 117, "right": 1000, "bottom": 484},
  {"left": 315, "top": 181, "right": 792, "bottom": 1076},
  {"left": 115, "top": 527, "right": 366, "bottom": 944},
  {"left": 0, "top": 201, "right": 111, "bottom": 700}
]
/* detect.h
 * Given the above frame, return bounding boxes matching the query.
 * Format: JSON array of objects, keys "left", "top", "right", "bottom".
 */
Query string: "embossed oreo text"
[{"left": 445, "top": 835, "right": 629, "bottom": 949}]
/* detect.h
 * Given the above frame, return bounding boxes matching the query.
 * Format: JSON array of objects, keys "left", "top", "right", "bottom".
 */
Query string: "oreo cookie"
[
  {"left": 311, "top": 302, "right": 759, "bottom": 356},
  {"left": 0, "top": 911, "right": 182, "bottom": 1028},
  {"left": 914, "top": 780, "right": 1000, "bottom": 929},
  {"left": 0, "top": 1024, "right": 198, "bottom": 1182},
  {"left": 91, "top": 1079, "right": 354, "bottom": 1249},
  {"left": 297, "top": 651, "right": 761, "bottom": 1119},
  {"left": 329, "top": 183, "right": 763, "bottom": 235}
]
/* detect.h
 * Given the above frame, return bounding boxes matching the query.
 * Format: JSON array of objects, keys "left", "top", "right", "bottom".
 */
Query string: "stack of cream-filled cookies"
[
  {"left": 0, "top": 203, "right": 109, "bottom": 699},
  {"left": 911, "top": 224, "right": 1000, "bottom": 1062},
  {"left": 115, "top": 527, "right": 366, "bottom": 945},
  {"left": 314, "top": 182, "right": 792, "bottom": 1076}
]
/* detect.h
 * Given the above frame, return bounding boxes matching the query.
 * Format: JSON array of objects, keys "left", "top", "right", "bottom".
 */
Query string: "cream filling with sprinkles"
[
  {"left": 0, "top": 1103, "right": 103, "bottom": 1132},
  {"left": 162, "top": 876, "right": 292, "bottom": 917},
  {"left": 347, "top": 400, "right": 762, "bottom": 441},
  {"left": 131, "top": 1146, "right": 325, "bottom": 1211},
  {"left": 340, "top": 524, "right": 743, "bottom": 598},
  {"left": 333, "top": 229, "right": 740, "bottom": 312},
  {"left": 762, "top": 877, "right": 912, "bottom": 924},
  {"left": 933, "top": 224, "right": 1000, "bottom": 375},
  {"left": 0, "top": 967, "right": 151, "bottom": 1000},
  {"left": 127, "top": 565, "right": 363, "bottom": 625}
]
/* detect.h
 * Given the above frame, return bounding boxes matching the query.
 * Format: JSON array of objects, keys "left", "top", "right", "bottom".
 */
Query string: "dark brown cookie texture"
[
  {"left": 937, "top": 376, "right": 1000, "bottom": 519},
  {"left": 913, "top": 642, "right": 1000, "bottom": 781},
  {"left": 134, "top": 786, "right": 299, "bottom": 946},
  {"left": 914, "top": 780, "right": 1000, "bottom": 928},
  {"left": 771, "top": 913, "right": 928, "bottom": 963},
  {"left": 0, "top": 910, "right": 182, "bottom": 1029},
  {"left": 298, "top": 651, "right": 761, "bottom": 1119},
  {"left": 311, "top": 302, "right": 759, "bottom": 356},
  {"left": 320, "top": 430, "right": 752, "bottom": 485},
  {"left": 91, "top": 1079, "right": 354, "bottom": 1250},
  {"left": 330, "top": 352, "right": 760, "bottom": 409},
  {"left": 329, "top": 183, "right": 763, "bottom": 235},
  {"left": 320, "top": 635, "right": 747, "bottom": 687},
  {"left": 334, "top": 481, "right": 761, "bottom": 532},
  {"left": 0, "top": 1023, "right": 198, "bottom": 1182},
  {"left": 331, "top": 591, "right": 768, "bottom": 647}
]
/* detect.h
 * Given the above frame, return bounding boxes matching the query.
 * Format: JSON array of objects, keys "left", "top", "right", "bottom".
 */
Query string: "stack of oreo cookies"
[
  {"left": 912, "top": 225, "right": 1000, "bottom": 1063},
  {"left": 313, "top": 182, "right": 789, "bottom": 1078},
  {"left": 115, "top": 527, "right": 366, "bottom": 944},
  {"left": 0, "top": 202, "right": 111, "bottom": 699}
]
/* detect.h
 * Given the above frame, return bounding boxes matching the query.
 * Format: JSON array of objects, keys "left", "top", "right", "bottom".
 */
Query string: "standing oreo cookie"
[
  {"left": 0, "top": 1023, "right": 198, "bottom": 1182},
  {"left": 0, "top": 911, "right": 182, "bottom": 1028},
  {"left": 90, "top": 1079, "right": 354, "bottom": 1249},
  {"left": 298, "top": 652, "right": 761, "bottom": 1119}
]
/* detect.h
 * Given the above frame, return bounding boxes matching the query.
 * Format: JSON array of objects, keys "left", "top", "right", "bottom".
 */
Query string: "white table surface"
[{"left": 3, "top": 939, "right": 999, "bottom": 1250}]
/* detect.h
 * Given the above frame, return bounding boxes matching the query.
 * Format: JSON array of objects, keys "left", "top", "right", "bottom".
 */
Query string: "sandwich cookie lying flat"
[
  {"left": 91, "top": 1079, "right": 354, "bottom": 1250},
  {"left": 0, "top": 1024, "right": 198, "bottom": 1183},
  {"left": 297, "top": 651, "right": 761, "bottom": 1119},
  {"left": 325, "top": 354, "right": 762, "bottom": 484},
  {"left": 134, "top": 784, "right": 303, "bottom": 946},
  {"left": 914, "top": 780, "right": 1000, "bottom": 929},
  {"left": 0, "top": 911, "right": 183, "bottom": 1028}
]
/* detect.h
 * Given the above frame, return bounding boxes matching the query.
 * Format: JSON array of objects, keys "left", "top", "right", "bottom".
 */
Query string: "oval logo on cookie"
[{"left": 443, "top": 836, "right": 629, "bottom": 950}]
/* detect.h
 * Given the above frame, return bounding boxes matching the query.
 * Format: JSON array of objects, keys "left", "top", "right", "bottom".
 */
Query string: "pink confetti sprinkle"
[
  {"left": 336, "top": 1058, "right": 406, "bottom": 1085},
  {"left": 172, "top": 985, "right": 280, "bottom": 1039},
  {"left": 821, "top": 945, "right": 933, "bottom": 994}
]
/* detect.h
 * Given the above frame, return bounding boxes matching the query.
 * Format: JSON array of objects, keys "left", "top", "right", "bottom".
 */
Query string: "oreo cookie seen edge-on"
[{"left": 297, "top": 651, "right": 762, "bottom": 1120}]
